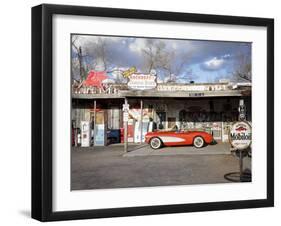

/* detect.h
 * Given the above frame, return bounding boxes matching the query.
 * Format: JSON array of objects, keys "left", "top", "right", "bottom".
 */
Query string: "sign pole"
[
  {"left": 124, "top": 98, "right": 128, "bottom": 153},
  {"left": 239, "top": 150, "right": 243, "bottom": 181}
]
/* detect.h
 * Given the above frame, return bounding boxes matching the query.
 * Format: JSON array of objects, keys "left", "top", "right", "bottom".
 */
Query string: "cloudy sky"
[{"left": 71, "top": 34, "right": 251, "bottom": 83}]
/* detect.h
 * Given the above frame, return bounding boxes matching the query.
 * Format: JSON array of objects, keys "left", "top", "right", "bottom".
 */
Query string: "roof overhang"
[{"left": 72, "top": 89, "right": 250, "bottom": 99}]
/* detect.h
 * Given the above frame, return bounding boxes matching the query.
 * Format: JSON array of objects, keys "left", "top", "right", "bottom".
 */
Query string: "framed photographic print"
[{"left": 32, "top": 4, "right": 274, "bottom": 221}]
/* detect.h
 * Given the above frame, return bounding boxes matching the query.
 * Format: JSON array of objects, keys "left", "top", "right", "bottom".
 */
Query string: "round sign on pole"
[{"left": 229, "top": 121, "right": 252, "bottom": 150}]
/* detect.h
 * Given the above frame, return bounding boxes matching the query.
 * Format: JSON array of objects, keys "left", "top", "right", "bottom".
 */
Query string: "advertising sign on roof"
[
  {"left": 122, "top": 67, "right": 137, "bottom": 78},
  {"left": 128, "top": 74, "right": 157, "bottom": 90},
  {"left": 83, "top": 70, "right": 108, "bottom": 87}
]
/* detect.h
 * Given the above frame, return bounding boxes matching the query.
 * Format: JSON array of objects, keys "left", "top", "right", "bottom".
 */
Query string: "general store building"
[{"left": 72, "top": 76, "right": 251, "bottom": 147}]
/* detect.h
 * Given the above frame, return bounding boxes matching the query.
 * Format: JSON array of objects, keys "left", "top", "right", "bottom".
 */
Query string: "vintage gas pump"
[{"left": 81, "top": 121, "right": 91, "bottom": 147}]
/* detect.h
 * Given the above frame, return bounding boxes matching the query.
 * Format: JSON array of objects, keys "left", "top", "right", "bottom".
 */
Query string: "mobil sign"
[{"left": 229, "top": 121, "right": 252, "bottom": 150}]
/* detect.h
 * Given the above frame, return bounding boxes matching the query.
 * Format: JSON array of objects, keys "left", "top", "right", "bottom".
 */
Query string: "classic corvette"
[{"left": 145, "top": 130, "right": 214, "bottom": 149}]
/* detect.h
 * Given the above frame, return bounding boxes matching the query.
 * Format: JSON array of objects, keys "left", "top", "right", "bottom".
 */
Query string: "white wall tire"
[
  {"left": 150, "top": 137, "right": 162, "bottom": 149},
  {"left": 193, "top": 136, "right": 205, "bottom": 148}
]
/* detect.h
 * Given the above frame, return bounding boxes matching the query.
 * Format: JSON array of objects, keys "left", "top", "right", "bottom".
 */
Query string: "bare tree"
[
  {"left": 141, "top": 39, "right": 170, "bottom": 73},
  {"left": 140, "top": 39, "right": 193, "bottom": 83},
  {"left": 176, "top": 68, "right": 198, "bottom": 83},
  {"left": 71, "top": 35, "right": 87, "bottom": 80},
  {"left": 232, "top": 50, "right": 252, "bottom": 82},
  {"left": 162, "top": 51, "right": 192, "bottom": 82},
  {"left": 84, "top": 37, "right": 112, "bottom": 72}
]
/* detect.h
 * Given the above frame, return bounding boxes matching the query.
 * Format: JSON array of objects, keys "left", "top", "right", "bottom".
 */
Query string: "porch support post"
[
  {"left": 124, "top": 98, "right": 128, "bottom": 153},
  {"left": 93, "top": 100, "right": 96, "bottom": 146},
  {"left": 140, "top": 99, "right": 143, "bottom": 143}
]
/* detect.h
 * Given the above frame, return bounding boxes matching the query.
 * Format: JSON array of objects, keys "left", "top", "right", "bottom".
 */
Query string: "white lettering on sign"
[
  {"left": 123, "top": 112, "right": 129, "bottom": 122},
  {"left": 229, "top": 121, "right": 252, "bottom": 150},
  {"left": 157, "top": 84, "right": 227, "bottom": 92},
  {"left": 128, "top": 74, "right": 157, "bottom": 90}
]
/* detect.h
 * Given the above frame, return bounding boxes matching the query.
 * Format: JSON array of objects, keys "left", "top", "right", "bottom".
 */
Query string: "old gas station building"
[{"left": 71, "top": 80, "right": 251, "bottom": 148}]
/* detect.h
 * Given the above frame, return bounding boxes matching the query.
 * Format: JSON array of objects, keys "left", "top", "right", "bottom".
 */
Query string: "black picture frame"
[{"left": 32, "top": 4, "right": 274, "bottom": 222}]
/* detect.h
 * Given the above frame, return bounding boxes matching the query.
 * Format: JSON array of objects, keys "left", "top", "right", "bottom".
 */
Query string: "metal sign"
[
  {"left": 123, "top": 112, "right": 129, "bottom": 122},
  {"left": 122, "top": 67, "right": 137, "bottom": 78},
  {"left": 122, "top": 104, "right": 130, "bottom": 112},
  {"left": 128, "top": 74, "right": 157, "bottom": 90},
  {"left": 229, "top": 121, "right": 252, "bottom": 150},
  {"left": 238, "top": 99, "right": 246, "bottom": 121}
]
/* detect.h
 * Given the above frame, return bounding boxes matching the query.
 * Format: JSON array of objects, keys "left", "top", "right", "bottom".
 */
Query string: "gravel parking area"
[{"left": 71, "top": 144, "right": 251, "bottom": 190}]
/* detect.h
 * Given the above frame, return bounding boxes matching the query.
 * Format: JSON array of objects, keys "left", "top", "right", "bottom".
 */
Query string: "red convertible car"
[{"left": 145, "top": 130, "right": 214, "bottom": 149}]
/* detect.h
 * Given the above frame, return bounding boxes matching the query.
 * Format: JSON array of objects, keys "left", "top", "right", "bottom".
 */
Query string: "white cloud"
[
  {"left": 202, "top": 57, "right": 225, "bottom": 71},
  {"left": 171, "top": 42, "right": 178, "bottom": 50},
  {"left": 222, "top": 54, "right": 231, "bottom": 59},
  {"left": 129, "top": 38, "right": 146, "bottom": 54}
]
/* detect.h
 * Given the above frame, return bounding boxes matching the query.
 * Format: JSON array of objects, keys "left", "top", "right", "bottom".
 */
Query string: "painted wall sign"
[
  {"left": 128, "top": 74, "right": 157, "bottom": 90},
  {"left": 229, "top": 121, "right": 252, "bottom": 150}
]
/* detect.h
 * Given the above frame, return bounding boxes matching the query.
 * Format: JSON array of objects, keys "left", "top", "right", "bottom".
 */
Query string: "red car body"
[{"left": 145, "top": 130, "right": 214, "bottom": 148}]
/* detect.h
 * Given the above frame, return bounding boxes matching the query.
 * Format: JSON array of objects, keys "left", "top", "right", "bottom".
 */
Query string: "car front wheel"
[
  {"left": 193, "top": 136, "right": 205, "bottom": 148},
  {"left": 150, "top": 137, "right": 162, "bottom": 149}
]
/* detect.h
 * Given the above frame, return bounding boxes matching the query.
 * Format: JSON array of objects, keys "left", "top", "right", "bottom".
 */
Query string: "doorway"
[{"left": 156, "top": 111, "right": 166, "bottom": 130}]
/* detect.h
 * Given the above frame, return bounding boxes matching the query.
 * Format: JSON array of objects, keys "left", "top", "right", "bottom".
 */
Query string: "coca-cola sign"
[{"left": 229, "top": 121, "right": 252, "bottom": 150}]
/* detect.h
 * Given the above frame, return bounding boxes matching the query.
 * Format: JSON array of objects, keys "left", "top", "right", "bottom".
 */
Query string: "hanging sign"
[
  {"left": 229, "top": 121, "right": 252, "bottom": 150},
  {"left": 128, "top": 74, "right": 157, "bottom": 90}
]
